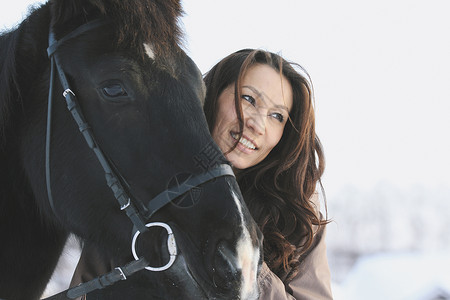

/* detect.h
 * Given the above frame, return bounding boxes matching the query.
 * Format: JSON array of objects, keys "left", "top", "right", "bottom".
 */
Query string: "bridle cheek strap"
[{"left": 46, "top": 20, "right": 148, "bottom": 234}]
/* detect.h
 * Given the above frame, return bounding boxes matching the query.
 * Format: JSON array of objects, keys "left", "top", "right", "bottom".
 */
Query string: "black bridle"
[{"left": 44, "top": 20, "right": 234, "bottom": 299}]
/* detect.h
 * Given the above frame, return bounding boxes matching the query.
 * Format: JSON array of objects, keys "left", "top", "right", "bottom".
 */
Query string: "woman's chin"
[
  {"left": 229, "top": 161, "right": 248, "bottom": 170},
  {"left": 225, "top": 153, "right": 251, "bottom": 170},
  {"left": 228, "top": 156, "right": 261, "bottom": 171}
]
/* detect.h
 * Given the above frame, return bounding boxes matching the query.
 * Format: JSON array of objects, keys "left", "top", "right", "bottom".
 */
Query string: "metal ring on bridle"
[{"left": 131, "top": 222, "right": 177, "bottom": 271}]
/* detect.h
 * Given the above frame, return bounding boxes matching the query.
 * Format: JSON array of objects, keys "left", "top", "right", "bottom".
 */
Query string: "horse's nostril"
[{"left": 212, "top": 241, "right": 240, "bottom": 289}]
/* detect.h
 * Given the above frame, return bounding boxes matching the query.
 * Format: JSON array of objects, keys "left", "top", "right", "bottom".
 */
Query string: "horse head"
[{"left": 0, "top": 0, "right": 262, "bottom": 299}]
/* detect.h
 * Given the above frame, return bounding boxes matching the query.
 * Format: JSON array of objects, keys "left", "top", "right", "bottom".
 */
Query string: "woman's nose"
[{"left": 245, "top": 109, "right": 265, "bottom": 135}]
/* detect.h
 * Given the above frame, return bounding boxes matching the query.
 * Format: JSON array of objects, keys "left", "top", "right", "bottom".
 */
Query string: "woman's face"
[{"left": 212, "top": 63, "right": 293, "bottom": 170}]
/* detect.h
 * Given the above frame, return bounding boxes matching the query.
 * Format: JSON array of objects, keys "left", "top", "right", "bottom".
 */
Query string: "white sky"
[{"left": 2, "top": 0, "right": 450, "bottom": 198}]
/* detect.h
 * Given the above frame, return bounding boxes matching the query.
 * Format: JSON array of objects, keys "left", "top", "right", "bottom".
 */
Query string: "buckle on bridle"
[
  {"left": 120, "top": 198, "right": 131, "bottom": 210},
  {"left": 62, "top": 88, "right": 75, "bottom": 98},
  {"left": 131, "top": 222, "right": 177, "bottom": 271},
  {"left": 115, "top": 267, "right": 127, "bottom": 280}
]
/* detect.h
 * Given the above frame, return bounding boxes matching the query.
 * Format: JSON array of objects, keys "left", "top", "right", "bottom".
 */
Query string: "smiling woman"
[{"left": 202, "top": 49, "right": 333, "bottom": 299}]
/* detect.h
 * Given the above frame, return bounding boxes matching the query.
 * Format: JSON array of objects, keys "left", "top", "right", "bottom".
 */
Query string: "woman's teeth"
[{"left": 231, "top": 132, "right": 256, "bottom": 150}]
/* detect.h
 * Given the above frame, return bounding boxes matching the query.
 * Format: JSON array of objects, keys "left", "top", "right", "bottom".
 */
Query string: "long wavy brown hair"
[{"left": 203, "top": 49, "right": 328, "bottom": 285}]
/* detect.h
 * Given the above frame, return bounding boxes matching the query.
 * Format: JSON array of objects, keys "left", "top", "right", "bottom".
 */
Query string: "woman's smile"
[{"left": 230, "top": 132, "right": 258, "bottom": 151}]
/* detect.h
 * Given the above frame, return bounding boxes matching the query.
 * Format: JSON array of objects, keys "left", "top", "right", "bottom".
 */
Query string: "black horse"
[{"left": 0, "top": 1, "right": 262, "bottom": 299}]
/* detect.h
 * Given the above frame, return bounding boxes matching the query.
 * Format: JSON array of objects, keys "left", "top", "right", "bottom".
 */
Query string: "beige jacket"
[
  {"left": 258, "top": 226, "right": 333, "bottom": 299},
  {"left": 256, "top": 191, "right": 333, "bottom": 299}
]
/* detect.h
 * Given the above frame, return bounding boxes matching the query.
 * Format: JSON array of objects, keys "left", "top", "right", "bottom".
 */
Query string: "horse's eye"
[{"left": 102, "top": 83, "right": 128, "bottom": 98}]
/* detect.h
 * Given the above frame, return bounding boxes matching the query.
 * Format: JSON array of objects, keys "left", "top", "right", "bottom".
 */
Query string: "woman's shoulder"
[{"left": 309, "top": 190, "right": 322, "bottom": 216}]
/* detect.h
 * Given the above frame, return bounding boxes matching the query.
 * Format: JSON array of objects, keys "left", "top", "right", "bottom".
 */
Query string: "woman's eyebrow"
[
  {"left": 274, "top": 104, "right": 290, "bottom": 113},
  {"left": 243, "top": 85, "right": 265, "bottom": 101},
  {"left": 242, "top": 85, "right": 289, "bottom": 112}
]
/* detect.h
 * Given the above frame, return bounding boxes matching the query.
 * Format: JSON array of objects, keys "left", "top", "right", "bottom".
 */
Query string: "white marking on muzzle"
[{"left": 231, "top": 190, "right": 260, "bottom": 300}]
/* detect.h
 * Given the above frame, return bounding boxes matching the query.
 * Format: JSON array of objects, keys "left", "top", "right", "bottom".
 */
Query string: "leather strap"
[
  {"left": 42, "top": 258, "right": 149, "bottom": 300},
  {"left": 145, "top": 164, "right": 235, "bottom": 219}
]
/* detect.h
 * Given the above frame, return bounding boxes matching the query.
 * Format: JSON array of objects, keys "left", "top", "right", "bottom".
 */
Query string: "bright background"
[{"left": 2, "top": 1, "right": 450, "bottom": 299}]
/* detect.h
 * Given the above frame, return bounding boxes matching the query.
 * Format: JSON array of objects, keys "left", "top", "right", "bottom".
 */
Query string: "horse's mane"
[
  {"left": 0, "top": 0, "right": 184, "bottom": 147},
  {"left": 0, "top": 30, "right": 22, "bottom": 147}
]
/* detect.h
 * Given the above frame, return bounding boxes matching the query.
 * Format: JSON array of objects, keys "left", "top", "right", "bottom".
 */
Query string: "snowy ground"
[{"left": 332, "top": 252, "right": 450, "bottom": 300}]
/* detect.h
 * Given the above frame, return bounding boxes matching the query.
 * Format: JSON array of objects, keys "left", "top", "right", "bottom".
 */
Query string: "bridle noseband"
[{"left": 44, "top": 20, "right": 235, "bottom": 299}]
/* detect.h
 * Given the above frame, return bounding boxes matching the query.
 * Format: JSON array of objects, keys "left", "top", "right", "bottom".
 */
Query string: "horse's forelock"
[
  {"left": 51, "top": 0, "right": 184, "bottom": 55},
  {"left": 108, "top": 0, "right": 184, "bottom": 52}
]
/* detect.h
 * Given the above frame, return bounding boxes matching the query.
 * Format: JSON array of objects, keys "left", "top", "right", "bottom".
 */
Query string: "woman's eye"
[
  {"left": 271, "top": 113, "right": 284, "bottom": 123},
  {"left": 242, "top": 95, "right": 256, "bottom": 106},
  {"left": 102, "top": 84, "right": 128, "bottom": 98}
]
